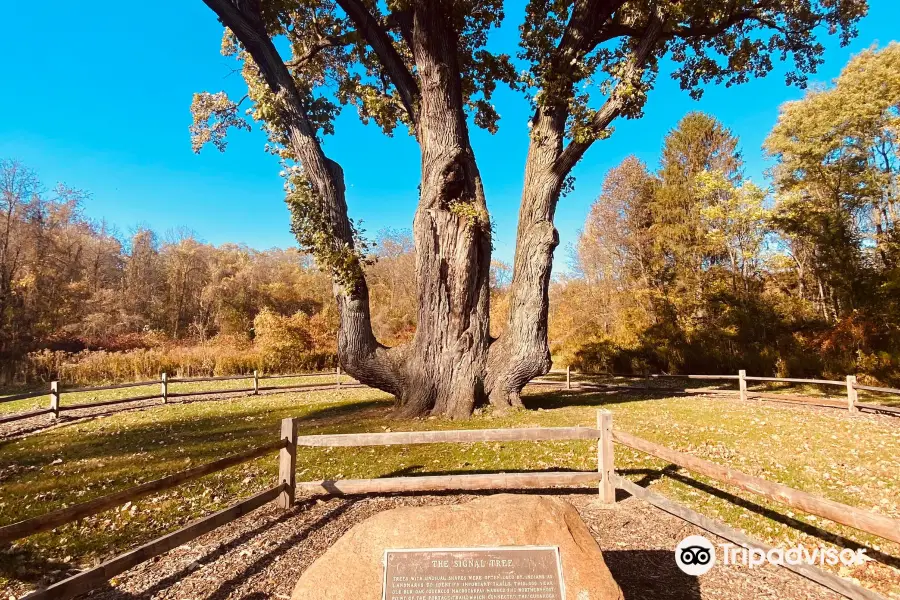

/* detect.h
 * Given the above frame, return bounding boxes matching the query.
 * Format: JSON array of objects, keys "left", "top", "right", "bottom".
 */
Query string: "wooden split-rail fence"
[
  {"left": 0, "top": 367, "right": 349, "bottom": 425},
  {"left": 3, "top": 366, "right": 898, "bottom": 427},
  {"left": 3, "top": 411, "right": 896, "bottom": 600},
  {"left": 548, "top": 366, "right": 900, "bottom": 418}
]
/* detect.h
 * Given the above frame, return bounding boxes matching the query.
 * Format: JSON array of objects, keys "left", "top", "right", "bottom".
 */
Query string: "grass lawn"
[{"left": 1, "top": 385, "right": 898, "bottom": 597}]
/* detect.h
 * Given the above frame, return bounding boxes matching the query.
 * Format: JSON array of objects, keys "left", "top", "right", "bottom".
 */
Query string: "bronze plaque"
[{"left": 383, "top": 546, "right": 564, "bottom": 600}]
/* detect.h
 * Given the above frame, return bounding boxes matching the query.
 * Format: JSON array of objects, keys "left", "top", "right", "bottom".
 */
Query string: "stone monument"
[{"left": 291, "top": 494, "right": 623, "bottom": 600}]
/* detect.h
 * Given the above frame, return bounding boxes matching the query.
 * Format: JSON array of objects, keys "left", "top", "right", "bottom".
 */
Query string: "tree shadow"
[
  {"left": 297, "top": 398, "right": 388, "bottom": 424},
  {"left": 88, "top": 499, "right": 355, "bottom": 600},
  {"left": 202, "top": 500, "right": 355, "bottom": 600},
  {"left": 604, "top": 549, "right": 702, "bottom": 599},
  {"left": 0, "top": 546, "right": 80, "bottom": 587},
  {"left": 523, "top": 386, "right": 725, "bottom": 411},
  {"left": 5, "top": 396, "right": 390, "bottom": 468},
  {"left": 617, "top": 466, "right": 900, "bottom": 570}
]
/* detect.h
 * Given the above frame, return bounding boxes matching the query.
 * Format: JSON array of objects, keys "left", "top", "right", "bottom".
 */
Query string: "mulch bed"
[{"left": 65, "top": 491, "right": 840, "bottom": 600}]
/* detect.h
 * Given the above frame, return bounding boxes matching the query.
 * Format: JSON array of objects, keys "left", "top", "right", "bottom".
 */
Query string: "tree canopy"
[{"left": 189, "top": 0, "right": 869, "bottom": 417}]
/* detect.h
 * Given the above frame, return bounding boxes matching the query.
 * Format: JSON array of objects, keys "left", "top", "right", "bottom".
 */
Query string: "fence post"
[
  {"left": 566, "top": 366, "right": 571, "bottom": 390},
  {"left": 738, "top": 369, "right": 747, "bottom": 402},
  {"left": 49, "top": 381, "right": 60, "bottom": 420},
  {"left": 336, "top": 363, "right": 341, "bottom": 388},
  {"left": 846, "top": 375, "right": 858, "bottom": 413},
  {"left": 161, "top": 373, "right": 168, "bottom": 404},
  {"left": 597, "top": 409, "right": 615, "bottom": 505},
  {"left": 253, "top": 370, "right": 259, "bottom": 395},
  {"left": 277, "top": 417, "right": 298, "bottom": 509}
]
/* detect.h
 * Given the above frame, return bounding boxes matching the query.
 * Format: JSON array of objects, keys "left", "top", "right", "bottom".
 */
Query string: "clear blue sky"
[{"left": 2, "top": 1, "right": 898, "bottom": 270}]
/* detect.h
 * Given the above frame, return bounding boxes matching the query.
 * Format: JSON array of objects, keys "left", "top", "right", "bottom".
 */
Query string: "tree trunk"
[
  {"left": 392, "top": 0, "right": 493, "bottom": 419},
  {"left": 485, "top": 106, "right": 565, "bottom": 407}
]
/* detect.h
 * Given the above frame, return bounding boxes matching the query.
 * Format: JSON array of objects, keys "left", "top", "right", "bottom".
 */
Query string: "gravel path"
[{"left": 75, "top": 491, "right": 839, "bottom": 600}]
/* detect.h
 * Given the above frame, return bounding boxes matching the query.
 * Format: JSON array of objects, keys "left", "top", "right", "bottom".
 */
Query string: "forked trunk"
[{"left": 205, "top": 0, "right": 557, "bottom": 419}]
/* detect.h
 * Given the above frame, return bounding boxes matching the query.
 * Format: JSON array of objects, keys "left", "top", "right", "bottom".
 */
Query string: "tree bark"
[
  {"left": 485, "top": 106, "right": 565, "bottom": 407},
  {"left": 398, "top": 0, "right": 492, "bottom": 419},
  {"left": 203, "top": 0, "right": 492, "bottom": 419},
  {"left": 486, "top": 7, "right": 666, "bottom": 407}
]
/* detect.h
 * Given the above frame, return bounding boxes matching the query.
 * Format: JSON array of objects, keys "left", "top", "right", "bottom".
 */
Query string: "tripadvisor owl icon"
[{"left": 675, "top": 535, "right": 716, "bottom": 576}]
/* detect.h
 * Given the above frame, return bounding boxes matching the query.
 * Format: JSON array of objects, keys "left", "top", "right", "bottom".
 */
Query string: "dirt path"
[{"left": 71, "top": 491, "right": 839, "bottom": 600}]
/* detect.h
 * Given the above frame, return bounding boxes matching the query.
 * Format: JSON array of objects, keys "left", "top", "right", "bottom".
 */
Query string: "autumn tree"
[
  {"left": 193, "top": 0, "right": 867, "bottom": 417},
  {"left": 766, "top": 42, "right": 900, "bottom": 321},
  {"left": 568, "top": 114, "right": 776, "bottom": 373}
]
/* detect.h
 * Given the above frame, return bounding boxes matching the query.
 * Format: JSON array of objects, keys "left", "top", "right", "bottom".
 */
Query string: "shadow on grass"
[
  {"left": 619, "top": 465, "right": 900, "bottom": 571},
  {"left": 298, "top": 398, "right": 389, "bottom": 424},
  {"left": 522, "top": 386, "right": 715, "bottom": 411},
  {"left": 3, "top": 397, "right": 392, "bottom": 469},
  {"left": 0, "top": 546, "right": 81, "bottom": 587}
]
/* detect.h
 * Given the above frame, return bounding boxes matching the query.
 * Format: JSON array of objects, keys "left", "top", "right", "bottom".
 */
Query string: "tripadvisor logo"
[
  {"left": 675, "top": 535, "right": 868, "bottom": 576},
  {"left": 675, "top": 535, "right": 716, "bottom": 576}
]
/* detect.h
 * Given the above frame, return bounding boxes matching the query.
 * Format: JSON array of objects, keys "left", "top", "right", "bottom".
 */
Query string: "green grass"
[{"left": 1, "top": 385, "right": 898, "bottom": 596}]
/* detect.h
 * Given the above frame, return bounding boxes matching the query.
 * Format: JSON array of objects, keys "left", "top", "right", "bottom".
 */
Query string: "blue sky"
[{"left": 2, "top": 1, "right": 898, "bottom": 270}]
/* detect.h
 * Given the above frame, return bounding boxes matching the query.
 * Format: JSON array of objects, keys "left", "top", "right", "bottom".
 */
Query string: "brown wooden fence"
[
  {"left": 552, "top": 367, "right": 900, "bottom": 417},
  {"left": 7, "top": 410, "right": 896, "bottom": 600},
  {"left": 5, "top": 365, "right": 896, "bottom": 429},
  {"left": 0, "top": 367, "right": 349, "bottom": 425}
]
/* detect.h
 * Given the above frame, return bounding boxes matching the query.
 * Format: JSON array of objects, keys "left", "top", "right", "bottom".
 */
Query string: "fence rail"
[
  {"left": 0, "top": 368, "right": 348, "bottom": 425},
  {"left": 743, "top": 375, "right": 845, "bottom": 386},
  {"left": 612, "top": 429, "right": 900, "bottom": 544},
  {"left": 11, "top": 410, "right": 896, "bottom": 600},
  {"left": 562, "top": 368, "right": 899, "bottom": 417},
  {"left": 24, "top": 485, "right": 285, "bottom": 600},
  {"left": 0, "top": 390, "right": 47, "bottom": 404},
  {"left": 855, "top": 383, "right": 900, "bottom": 395},
  {"left": 6, "top": 364, "right": 897, "bottom": 427},
  {"left": 61, "top": 380, "right": 160, "bottom": 393}
]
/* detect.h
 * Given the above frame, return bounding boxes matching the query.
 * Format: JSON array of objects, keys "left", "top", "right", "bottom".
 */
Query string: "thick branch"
[
  {"left": 546, "top": 0, "right": 626, "bottom": 94},
  {"left": 202, "top": 0, "right": 402, "bottom": 394},
  {"left": 558, "top": 0, "right": 627, "bottom": 62},
  {"left": 555, "top": 8, "right": 667, "bottom": 175},
  {"left": 598, "top": 1, "right": 784, "bottom": 43},
  {"left": 335, "top": 0, "right": 420, "bottom": 124},
  {"left": 203, "top": 0, "right": 354, "bottom": 254}
]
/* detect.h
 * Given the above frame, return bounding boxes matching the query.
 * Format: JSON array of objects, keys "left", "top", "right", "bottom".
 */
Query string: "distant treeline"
[{"left": 0, "top": 159, "right": 417, "bottom": 384}]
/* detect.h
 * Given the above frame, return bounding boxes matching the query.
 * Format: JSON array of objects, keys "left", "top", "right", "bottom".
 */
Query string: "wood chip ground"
[{"left": 66, "top": 491, "right": 841, "bottom": 600}]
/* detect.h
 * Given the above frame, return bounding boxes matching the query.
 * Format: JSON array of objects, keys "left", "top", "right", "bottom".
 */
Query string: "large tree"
[{"left": 193, "top": 0, "right": 866, "bottom": 418}]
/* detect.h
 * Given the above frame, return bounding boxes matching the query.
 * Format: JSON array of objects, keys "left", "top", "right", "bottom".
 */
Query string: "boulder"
[{"left": 291, "top": 494, "right": 623, "bottom": 600}]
